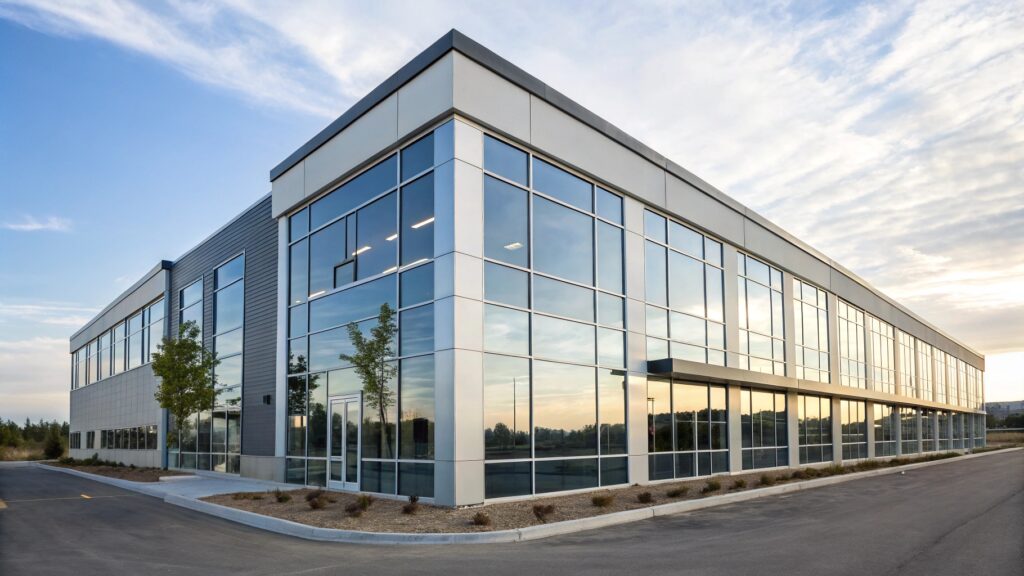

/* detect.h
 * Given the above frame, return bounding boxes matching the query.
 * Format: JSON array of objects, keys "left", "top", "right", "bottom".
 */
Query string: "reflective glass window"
[
  {"left": 483, "top": 135, "right": 528, "bottom": 186},
  {"left": 399, "top": 262, "right": 433, "bottom": 307},
  {"left": 595, "top": 187, "right": 622, "bottom": 224},
  {"left": 310, "top": 155, "right": 397, "bottom": 230},
  {"left": 400, "top": 304, "right": 433, "bottom": 356},
  {"left": 483, "top": 176, "right": 528, "bottom": 267},
  {"left": 483, "top": 354, "right": 531, "bottom": 459},
  {"left": 532, "top": 315, "right": 594, "bottom": 365},
  {"left": 355, "top": 192, "right": 397, "bottom": 280},
  {"left": 533, "top": 361, "right": 596, "bottom": 456},
  {"left": 533, "top": 275, "right": 593, "bottom": 322},
  {"left": 596, "top": 221, "right": 623, "bottom": 293},
  {"left": 400, "top": 173, "right": 433, "bottom": 265},
  {"left": 483, "top": 304, "right": 529, "bottom": 355},
  {"left": 401, "top": 133, "right": 433, "bottom": 180},
  {"left": 532, "top": 157, "right": 592, "bottom": 211},
  {"left": 399, "top": 355, "right": 434, "bottom": 459},
  {"left": 533, "top": 196, "right": 593, "bottom": 285},
  {"left": 484, "top": 262, "right": 529, "bottom": 308}
]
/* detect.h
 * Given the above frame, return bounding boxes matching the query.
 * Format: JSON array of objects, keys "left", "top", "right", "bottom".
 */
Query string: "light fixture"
[
  {"left": 411, "top": 216, "right": 435, "bottom": 229},
  {"left": 504, "top": 241, "right": 523, "bottom": 250},
  {"left": 352, "top": 245, "right": 371, "bottom": 256},
  {"left": 386, "top": 233, "right": 398, "bottom": 241},
  {"left": 308, "top": 290, "right": 326, "bottom": 298}
]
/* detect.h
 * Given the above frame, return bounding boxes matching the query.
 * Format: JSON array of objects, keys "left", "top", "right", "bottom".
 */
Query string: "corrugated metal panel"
[{"left": 169, "top": 196, "right": 278, "bottom": 456}]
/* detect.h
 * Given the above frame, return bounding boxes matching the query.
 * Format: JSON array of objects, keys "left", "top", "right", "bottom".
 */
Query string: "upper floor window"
[
  {"left": 868, "top": 316, "right": 895, "bottom": 394},
  {"left": 793, "top": 278, "right": 829, "bottom": 383},
  {"left": 737, "top": 254, "right": 784, "bottom": 376},
  {"left": 898, "top": 331, "right": 916, "bottom": 398},
  {"left": 837, "top": 300, "right": 865, "bottom": 389}
]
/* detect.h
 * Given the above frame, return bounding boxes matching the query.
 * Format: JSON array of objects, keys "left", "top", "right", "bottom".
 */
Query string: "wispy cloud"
[
  {"left": 0, "top": 1, "right": 1021, "bottom": 359},
  {"left": 0, "top": 301, "right": 98, "bottom": 328},
  {"left": 1, "top": 215, "right": 72, "bottom": 232}
]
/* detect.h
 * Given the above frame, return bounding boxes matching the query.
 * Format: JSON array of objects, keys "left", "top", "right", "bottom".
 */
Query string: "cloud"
[
  {"left": 0, "top": 301, "right": 99, "bottom": 328},
  {"left": 1, "top": 215, "right": 72, "bottom": 232},
  {"left": 0, "top": 0, "right": 1021, "bottom": 362}
]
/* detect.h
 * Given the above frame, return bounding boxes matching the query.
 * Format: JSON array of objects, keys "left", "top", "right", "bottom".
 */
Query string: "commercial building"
[{"left": 68, "top": 30, "right": 986, "bottom": 506}]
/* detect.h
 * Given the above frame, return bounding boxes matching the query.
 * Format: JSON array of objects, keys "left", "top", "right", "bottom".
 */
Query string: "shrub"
[
  {"left": 402, "top": 495, "right": 420, "bottom": 515},
  {"left": 533, "top": 504, "right": 556, "bottom": 522},
  {"left": 701, "top": 480, "right": 721, "bottom": 494},
  {"left": 344, "top": 502, "right": 362, "bottom": 517},
  {"left": 731, "top": 479, "right": 747, "bottom": 490},
  {"left": 591, "top": 494, "right": 614, "bottom": 507},
  {"left": 357, "top": 494, "right": 374, "bottom": 511},
  {"left": 305, "top": 489, "right": 324, "bottom": 502},
  {"left": 43, "top": 428, "right": 65, "bottom": 460},
  {"left": 308, "top": 496, "right": 328, "bottom": 510},
  {"left": 251, "top": 494, "right": 264, "bottom": 500},
  {"left": 790, "top": 469, "right": 807, "bottom": 480},
  {"left": 759, "top": 474, "right": 775, "bottom": 487},
  {"left": 471, "top": 512, "right": 492, "bottom": 526},
  {"left": 274, "top": 489, "right": 292, "bottom": 503},
  {"left": 667, "top": 487, "right": 689, "bottom": 498},
  {"left": 637, "top": 492, "right": 654, "bottom": 504},
  {"left": 803, "top": 467, "right": 820, "bottom": 478},
  {"left": 822, "top": 465, "right": 844, "bottom": 477},
  {"left": 775, "top": 474, "right": 789, "bottom": 483}
]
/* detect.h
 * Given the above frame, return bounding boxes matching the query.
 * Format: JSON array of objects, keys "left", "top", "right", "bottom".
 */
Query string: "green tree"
[
  {"left": 339, "top": 303, "right": 397, "bottom": 459},
  {"left": 43, "top": 426, "right": 64, "bottom": 459},
  {"left": 152, "top": 321, "right": 219, "bottom": 459}
]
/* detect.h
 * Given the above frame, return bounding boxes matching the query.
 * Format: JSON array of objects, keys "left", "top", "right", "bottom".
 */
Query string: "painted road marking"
[
  {"left": 2, "top": 495, "right": 134, "bottom": 504},
  {"left": 0, "top": 498, "right": 7, "bottom": 510},
  {"left": 80, "top": 494, "right": 92, "bottom": 499}
]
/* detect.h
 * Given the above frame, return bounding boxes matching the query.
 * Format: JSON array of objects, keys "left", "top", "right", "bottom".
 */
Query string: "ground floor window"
[
  {"left": 900, "top": 407, "right": 919, "bottom": 454},
  {"left": 840, "top": 400, "right": 867, "bottom": 460},
  {"left": 938, "top": 412, "right": 951, "bottom": 450},
  {"left": 98, "top": 425, "right": 157, "bottom": 450},
  {"left": 874, "top": 404, "right": 897, "bottom": 456},
  {"left": 646, "top": 379, "right": 729, "bottom": 482},
  {"left": 798, "top": 394, "right": 832, "bottom": 464},
  {"left": 741, "top": 388, "right": 787, "bottom": 470},
  {"left": 921, "top": 409, "right": 936, "bottom": 452}
]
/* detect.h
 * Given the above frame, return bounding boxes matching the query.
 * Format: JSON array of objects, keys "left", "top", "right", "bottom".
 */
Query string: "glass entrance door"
[{"left": 328, "top": 395, "right": 360, "bottom": 491}]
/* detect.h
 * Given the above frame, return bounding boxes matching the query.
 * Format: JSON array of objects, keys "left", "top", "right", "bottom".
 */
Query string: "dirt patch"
[
  {"left": 53, "top": 463, "right": 190, "bottom": 483},
  {"left": 202, "top": 451, "right": 978, "bottom": 533},
  {"left": 985, "top": 431, "right": 1024, "bottom": 447}
]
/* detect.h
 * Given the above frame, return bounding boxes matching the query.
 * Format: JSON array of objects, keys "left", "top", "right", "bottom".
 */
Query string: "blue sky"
[{"left": 1, "top": 0, "right": 1021, "bottom": 421}]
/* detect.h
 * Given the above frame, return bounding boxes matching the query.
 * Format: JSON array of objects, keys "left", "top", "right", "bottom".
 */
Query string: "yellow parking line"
[{"left": 0, "top": 498, "right": 7, "bottom": 510}]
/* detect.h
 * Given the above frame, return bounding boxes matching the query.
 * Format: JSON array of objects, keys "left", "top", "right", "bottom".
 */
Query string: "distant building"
[
  {"left": 67, "top": 30, "right": 987, "bottom": 506},
  {"left": 985, "top": 401, "right": 1024, "bottom": 421}
]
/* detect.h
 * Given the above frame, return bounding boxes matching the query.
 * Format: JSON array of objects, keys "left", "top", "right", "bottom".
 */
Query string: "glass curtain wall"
[
  {"left": 918, "top": 343, "right": 933, "bottom": 401},
  {"left": 736, "top": 254, "right": 785, "bottom": 375},
  {"left": 648, "top": 379, "right": 728, "bottom": 481},
  {"left": 286, "top": 128, "right": 439, "bottom": 497},
  {"left": 70, "top": 299, "right": 164, "bottom": 391},
  {"left": 740, "top": 388, "right": 788, "bottom": 470},
  {"left": 900, "top": 407, "right": 919, "bottom": 454},
  {"left": 898, "top": 332, "right": 916, "bottom": 398},
  {"left": 921, "top": 409, "right": 936, "bottom": 452},
  {"left": 210, "top": 254, "right": 244, "bottom": 473},
  {"left": 643, "top": 211, "right": 725, "bottom": 366},
  {"left": 481, "top": 134, "right": 628, "bottom": 499},
  {"left": 798, "top": 394, "right": 832, "bottom": 464},
  {"left": 837, "top": 300, "right": 866, "bottom": 389},
  {"left": 794, "top": 278, "right": 829, "bottom": 383},
  {"left": 840, "top": 400, "right": 867, "bottom": 460},
  {"left": 868, "top": 316, "right": 896, "bottom": 394},
  {"left": 934, "top": 349, "right": 947, "bottom": 404}
]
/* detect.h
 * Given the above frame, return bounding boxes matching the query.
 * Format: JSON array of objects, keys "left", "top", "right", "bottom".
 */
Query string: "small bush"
[
  {"left": 402, "top": 495, "right": 420, "bottom": 515},
  {"left": 305, "top": 489, "right": 324, "bottom": 502},
  {"left": 731, "top": 479, "right": 747, "bottom": 490},
  {"left": 759, "top": 474, "right": 775, "bottom": 487},
  {"left": 803, "top": 467, "right": 820, "bottom": 478},
  {"left": 357, "top": 494, "right": 374, "bottom": 510},
  {"left": 776, "top": 474, "right": 789, "bottom": 483},
  {"left": 344, "top": 502, "right": 362, "bottom": 517},
  {"left": 822, "top": 465, "right": 844, "bottom": 477},
  {"left": 251, "top": 494, "right": 264, "bottom": 500},
  {"left": 43, "top": 429, "right": 65, "bottom": 460},
  {"left": 591, "top": 494, "right": 614, "bottom": 507},
  {"left": 667, "top": 487, "right": 689, "bottom": 498},
  {"left": 637, "top": 492, "right": 654, "bottom": 504},
  {"left": 790, "top": 469, "right": 807, "bottom": 480},
  {"left": 471, "top": 512, "right": 492, "bottom": 526},
  {"left": 308, "top": 495, "right": 327, "bottom": 510},
  {"left": 274, "top": 489, "right": 292, "bottom": 503},
  {"left": 533, "top": 504, "right": 556, "bottom": 522},
  {"left": 701, "top": 480, "right": 721, "bottom": 494}
]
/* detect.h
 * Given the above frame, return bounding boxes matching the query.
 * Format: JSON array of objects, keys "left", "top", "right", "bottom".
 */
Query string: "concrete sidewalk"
[{"left": 36, "top": 463, "right": 299, "bottom": 499}]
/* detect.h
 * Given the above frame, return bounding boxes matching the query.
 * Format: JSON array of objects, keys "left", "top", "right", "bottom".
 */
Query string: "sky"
[{"left": 0, "top": 0, "right": 1021, "bottom": 423}]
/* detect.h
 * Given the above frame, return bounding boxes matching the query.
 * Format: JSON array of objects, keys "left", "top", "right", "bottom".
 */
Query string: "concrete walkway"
[{"left": 37, "top": 463, "right": 299, "bottom": 499}]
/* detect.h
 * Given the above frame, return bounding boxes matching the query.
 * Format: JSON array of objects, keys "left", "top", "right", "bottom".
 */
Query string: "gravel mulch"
[{"left": 53, "top": 463, "right": 190, "bottom": 482}]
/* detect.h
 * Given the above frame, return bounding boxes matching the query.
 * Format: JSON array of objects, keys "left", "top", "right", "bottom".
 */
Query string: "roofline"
[
  {"left": 69, "top": 260, "right": 172, "bottom": 341},
  {"left": 270, "top": 30, "right": 982, "bottom": 361}
]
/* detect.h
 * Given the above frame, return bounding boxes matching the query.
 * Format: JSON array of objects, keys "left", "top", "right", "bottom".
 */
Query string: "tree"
[
  {"left": 152, "top": 321, "right": 218, "bottom": 459},
  {"left": 43, "top": 426, "right": 64, "bottom": 459},
  {"left": 339, "top": 303, "right": 397, "bottom": 459}
]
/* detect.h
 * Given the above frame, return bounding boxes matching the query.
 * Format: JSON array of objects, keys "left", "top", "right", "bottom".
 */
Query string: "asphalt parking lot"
[{"left": 1, "top": 450, "right": 1021, "bottom": 576}]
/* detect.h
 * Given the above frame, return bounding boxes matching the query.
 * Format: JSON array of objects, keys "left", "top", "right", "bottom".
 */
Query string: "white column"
[{"left": 623, "top": 195, "right": 649, "bottom": 484}]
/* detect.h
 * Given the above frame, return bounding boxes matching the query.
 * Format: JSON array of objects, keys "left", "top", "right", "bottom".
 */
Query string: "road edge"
[{"left": 34, "top": 448, "right": 1021, "bottom": 545}]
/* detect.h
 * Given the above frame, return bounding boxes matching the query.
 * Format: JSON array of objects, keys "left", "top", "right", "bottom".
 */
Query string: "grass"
[{"left": 986, "top": 431, "right": 1024, "bottom": 447}]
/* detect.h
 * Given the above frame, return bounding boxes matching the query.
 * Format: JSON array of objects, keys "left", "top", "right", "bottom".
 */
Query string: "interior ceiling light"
[
  {"left": 353, "top": 246, "right": 371, "bottom": 256},
  {"left": 504, "top": 242, "right": 523, "bottom": 250},
  {"left": 411, "top": 216, "right": 435, "bottom": 229},
  {"left": 386, "top": 233, "right": 398, "bottom": 241}
]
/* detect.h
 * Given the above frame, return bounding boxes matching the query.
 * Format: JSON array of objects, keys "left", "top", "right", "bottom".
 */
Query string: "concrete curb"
[{"left": 35, "top": 448, "right": 1020, "bottom": 545}]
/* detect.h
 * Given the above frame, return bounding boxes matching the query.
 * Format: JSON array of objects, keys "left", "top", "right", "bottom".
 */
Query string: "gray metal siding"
[{"left": 169, "top": 195, "right": 278, "bottom": 456}]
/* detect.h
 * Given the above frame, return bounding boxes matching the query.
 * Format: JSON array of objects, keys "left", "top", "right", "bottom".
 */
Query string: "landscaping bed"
[
  {"left": 203, "top": 451, "right": 971, "bottom": 533},
  {"left": 54, "top": 456, "right": 190, "bottom": 483}
]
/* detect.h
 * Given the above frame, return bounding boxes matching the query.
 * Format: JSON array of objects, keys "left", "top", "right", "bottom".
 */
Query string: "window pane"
[
  {"left": 400, "top": 173, "right": 433, "bottom": 265},
  {"left": 309, "top": 275, "right": 396, "bottom": 332},
  {"left": 595, "top": 187, "right": 622, "bottom": 224},
  {"left": 533, "top": 361, "right": 596, "bottom": 457},
  {"left": 483, "top": 135, "right": 528, "bottom": 186},
  {"left": 597, "top": 328, "right": 624, "bottom": 367},
  {"left": 485, "top": 461, "right": 531, "bottom": 498},
  {"left": 484, "top": 175, "right": 529, "bottom": 267},
  {"left": 290, "top": 208, "right": 309, "bottom": 242},
  {"left": 534, "top": 275, "right": 593, "bottom": 322},
  {"left": 535, "top": 458, "right": 598, "bottom": 494},
  {"left": 214, "top": 281, "right": 244, "bottom": 334},
  {"left": 361, "top": 366, "right": 397, "bottom": 459},
  {"left": 669, "top": 222, "right": 702, "bottom": 258},
  {"left": 483, "top": 304, "right": 529, "bottom": 355},
  {"left": 747, "top": 282, "right": 772, "bottom": 335},
  {"left": 646, "top": 305, "right": 668, "bottom": 338},
  {"left": 706, "top": 265, "right": 724, "bottom": 322},
  {"left": 671, "top": 312, "right": 705, "bottom": 346},
  {"left": 289, "top": 304, "right": 307, "bottom": 337},
  {"left": 533, "top": 196, "right": 593, "bottom": 285},
  {"left": 533, "top": 315, "right": 594, "bottom": 364},
  {"left": 399, "top": 355, "right": 434, "bottom": 459},
  {"left": 215, "top": 355, "right": 242, "bottom": 388},
  {"left": 309, "top": 321, "right": 374, "bottom": 373},
  {"left": 214, "top": 329, "right": 242, "bottom": 359},
  {"left": 309, "top": 219, "right": 347, "bottom": 297},
  {"left": 355, "top": 192, "right": 397, "bottom": 280},
  {"left": 597, "top": 221, "right": 623, "bottom": 293},
  {"left": 400, "top": 304, "right": 433, "bottom": 356},
  {"left": 398, "top": 462, "right": 434, "bottom": 498},
  {"left": 669, "top": 251, "right": 705, "bottom": 316},
  {"left": 399, "top": 262, "right": 433, "bottom": 307},
  {"left": 311, "top": 155, "right": 397, "bottom": 230},
  {"left": 181, "top": 281, "right": 203, "bottom": 308},
  {"left": 598, "top": 292, "right": 624, "bottom": 329},
  {"left": 644, "top": 211, "right": 666, "bottom": 243},
  {"left": 401, "top": 133, "right": 433, "bottom": 180},
  {"left": 289, "top": 240, "right": 308, "bottom": 305},
  {"left": 483, "top": 354, "right": 531, "bottom": 460},
  {"left": 598, "top": 369, "right": 626, "bottom": 454},
  {"left": 215, "top": 255, "right": 244, "bottom": 289},
  {"left": 532, "top": 157, "right": 592, "bottom": 211},
  {"left": 484, "top": 262, "right": 529, "bottom": 308}
]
